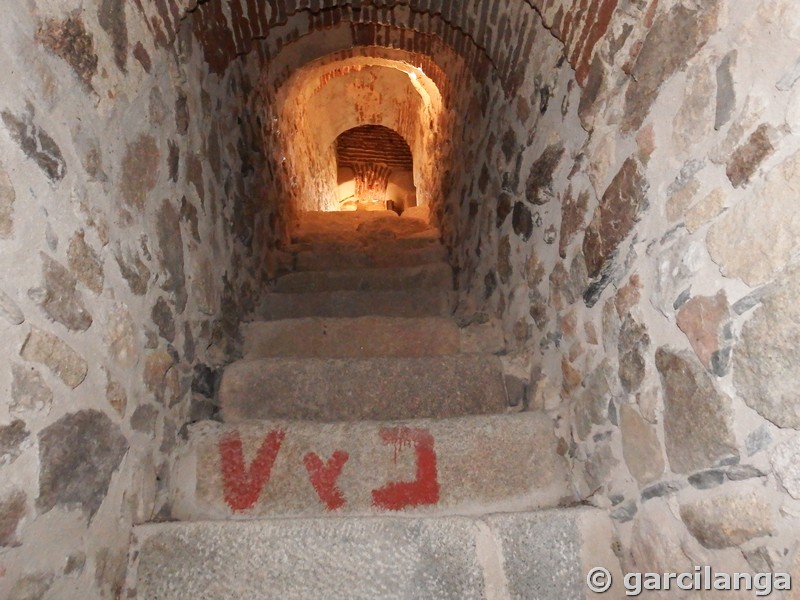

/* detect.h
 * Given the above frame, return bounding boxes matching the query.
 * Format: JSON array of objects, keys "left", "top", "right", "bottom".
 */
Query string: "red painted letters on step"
[
  {"left": 219, "top": 429, "right": 286, "bottom": 511},
  {"left": 303, "top": 450, "right": 350, "bottom": 510},
  {"left": 371, "top": 427, "right": 440, "bottom": 511}
]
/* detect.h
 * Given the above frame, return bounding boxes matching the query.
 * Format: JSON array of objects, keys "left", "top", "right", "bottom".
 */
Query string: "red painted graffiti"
[
  {"left": 219, "top": 429, "right": 285, "bottom": 511},
  {"left": 371, "top": 427, "right": 440, "bottom": 511},
  {"left": 303, "top": 450, "right": 350, "bottom": 510}
]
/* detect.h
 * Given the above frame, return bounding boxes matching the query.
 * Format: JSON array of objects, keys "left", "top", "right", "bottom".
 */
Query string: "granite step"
[
  {"left": 170, "top": 412, "right": 572, "bottom": 520},
  {"left": 273, "top": 262, "right": 451, "bottom": 294},
  {"left": 292, "top": 209, "right": 401, "bottom": 234},
  {"left": 293, "top": 241, "right": 446, "bottom": 271},
  {"left": 257, "top": 289, "right": 454, "bottom": 319},
  {"left": 219, "top": 355, "right": 508, "bottom": 423},
  {"left": 241, "top": 316, "right": 462, "bottom": 359},
  {"left": 291, "top": 211, "right": 435, "bottom": 244},
  {"left": 288, "top": 235, "right": 441, "bottom": 252},
  {"left": 129, "top": 508, "right": 620, "bottom": 600}
]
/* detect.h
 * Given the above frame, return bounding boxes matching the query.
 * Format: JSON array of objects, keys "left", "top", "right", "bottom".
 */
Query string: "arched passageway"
[
  {"left": 2, "top": 1, "right": 800, "bottom": 596},
  {"left": 335, "top": 124, "right": 416, "bottom": 212},
  {"left": 271, "top": 52, "right": 444, "bottom": 214}
]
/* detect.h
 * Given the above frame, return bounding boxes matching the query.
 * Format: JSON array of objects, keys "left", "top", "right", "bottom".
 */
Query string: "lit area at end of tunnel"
[{"left": 270, "top": 52, "right": 445, "bottom": 217}]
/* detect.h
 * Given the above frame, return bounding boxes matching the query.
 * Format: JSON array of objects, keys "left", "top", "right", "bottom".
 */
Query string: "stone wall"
[
  {"left": 181, "top": 0, "right": 800, "bottom": 581},
  {"left": 448, "top": 0, "right": 800, "bottom": 581},
  {"left": 0, "top": 3, "right": 277, "bottom": 597}
]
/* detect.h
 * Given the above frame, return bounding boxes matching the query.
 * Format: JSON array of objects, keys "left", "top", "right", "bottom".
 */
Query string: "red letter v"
[{"left": 219, "top": 429, "right": 286, "bottom": 511}]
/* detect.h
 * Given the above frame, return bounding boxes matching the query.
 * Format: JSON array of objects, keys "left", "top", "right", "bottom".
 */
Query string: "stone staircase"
[{"left": 127, "top": 211, "right": 620, "bottom": 599}]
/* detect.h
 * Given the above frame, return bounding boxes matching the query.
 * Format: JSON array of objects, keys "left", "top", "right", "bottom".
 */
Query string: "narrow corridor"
[
  {"left": 133, "top": 209, "right": 615, "bottom": 598},
  {"left": 2, "top": 1, "right": 800, "bottom": 598}
]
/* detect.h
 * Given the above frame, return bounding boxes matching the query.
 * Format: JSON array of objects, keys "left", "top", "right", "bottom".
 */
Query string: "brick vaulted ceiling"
[
  {"left": 151, "top": 0, "right": 623, "bottom": 92},
  {"left": 337, "top": 125, "right": 414, "bottom": 172}
]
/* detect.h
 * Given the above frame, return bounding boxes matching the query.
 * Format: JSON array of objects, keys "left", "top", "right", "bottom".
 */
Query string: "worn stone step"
[
  {"left": 171, "top": 412, "right": 572, "bottom": 519},
  {"left": 129, "top": 509, "right": 620, "bottom": 600},
  {"left": 219, "top": 355, "right": 508, "bottom": 422},
  {"left": 274, "top": 262, "right": 451, "bottom": 294},
  {"left": 291, "top": 210, "right": 436, "bottom": 244},
  {"left": 242, "top": 316, "right": 462, "bottom": 359},
  {"left": 258, "top": 289, "right": 454, "bottom": 319},
  {"left": 242, "top": 317, "right": 505, "bottom": 359},
  {"left": 293, "top": 209, "right": 400, "bottom": 234},
  {"left": 288, "top": 236, "right": 444, "bottom": 257},
  {"left": 293, "top": 241, "right": 446, "bottom": 271}
]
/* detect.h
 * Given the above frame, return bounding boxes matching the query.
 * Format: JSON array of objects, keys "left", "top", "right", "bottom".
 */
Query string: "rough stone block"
[
  {"left": 35, "top": 16, "right": 98, "bottom": 86},
  {"left": 37, "top": 253, "right": 93, "bottom": 331},
  {"left": 656, "top": 348, "right": 738, "bottom": 473},
  {"left": 726, "top": 124, "right": 776, "bottom": 188},
  {"left": 1, "top": 106, "right": 66, "bottom": 181},
  {"left": 733, "top": 266, "right": 800, "bottom": 429},
  {"left": 0, "top": 489, "right": 26, "bottom": 547},
  {"left": 622, "top": 1, "right": 719, "bottom": 133},
  {"left": 37, "top": 410, "right": 128, "bottom": 518},
  {"left": 20, "top": 327, "right": 88, "bottom": 389},
  {"left": 10, "top": 364, "right": 52, "bottom": 413},
  {"left": 68, "top": 231, "right": 104, "bottom": 294},
  {"left": 620, "top": 404, "right": 664, "bottom": 486},
  {"left": 583, "top": 157, "right": 648, "bottom": 279},
  {"left": 708, "top": 150, "right": 800, "bottom": 286},
  {"left": 0, "top": 420, "right": 29, "bottom": 465},
  {"left": 679, "top": 483, "right": 778, "bottom": 549}
]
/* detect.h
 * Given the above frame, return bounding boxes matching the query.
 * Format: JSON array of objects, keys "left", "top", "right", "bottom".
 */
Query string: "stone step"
[
  {"left": 257, "top": 289, "right": 455, "bottom": 319},
  {"left": 287, "top": 236, "right": 444, "bottom": 257},
  {"left": 293, "top": 241, "right": 446, "bottom": 271},
  {"left": 293, "top": 209, "right": 400, "bottom": 234},
  {"left": 292, "top": 213, "right": 436, "bottom": 245},
  {"left": 273, "top": 262, "right": 451, "bottom": 294},
  {"left": 129, "top": 508, "right": 620, "bottom": 600},
  {"left": 242, "top": 317, "right": 505, "bottom": 359},
  {"left": 242, "top": 317, "right": 462, "bottom": 359},
  {"left": 170, "top": 412, "right": 572, "bottom": 520},
  {"left": 219, "top": 355, "right": 508, "bottom": 422}
]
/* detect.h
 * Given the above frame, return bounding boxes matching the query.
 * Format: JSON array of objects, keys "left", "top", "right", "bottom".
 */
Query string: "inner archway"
[
  {"left": 335, "top": 124, "right": 415, "bottom": 213},
  {"left": 269, "top": 50, "right": 446, "bottom": 216}
]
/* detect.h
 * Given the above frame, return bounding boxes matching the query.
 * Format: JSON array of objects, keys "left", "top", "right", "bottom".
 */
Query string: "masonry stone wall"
[
  {"left": 447, "top": 0, "right": 800, "bottom": 582},
  {"left": 0, "top": 3, "right": 279, "bottom": 597}
]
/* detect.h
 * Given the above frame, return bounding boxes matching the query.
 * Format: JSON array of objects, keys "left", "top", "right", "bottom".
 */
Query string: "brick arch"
[
  {"left": 187, "top": 2, "right": 509, "bottom": 93},
  {"left": 180, "top": 0, "right": 621, "bottom": 91},
  {"left": 264, "top": 38, "right": 471, "bottom": 213},
  {"left": 336, "top": 124, "right": 415, "bottom": 208},
  {"left": 337, "top": 125, "right": 414, "bottom": 172},
  {"left": 262, "top": 26, "right": 471, "bottom": 107},
  {"left": 271, "top": 50, "right": 449, "bottom": 212}
]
